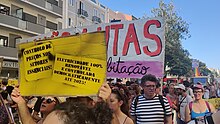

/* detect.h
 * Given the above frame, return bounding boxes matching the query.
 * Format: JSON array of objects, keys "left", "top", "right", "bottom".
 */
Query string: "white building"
[
  {"left": 0, "top": 0, "right": 134, "bottom": 79},
  {"left": 0, "top": 0, "right": 63, "bottom": 78}
]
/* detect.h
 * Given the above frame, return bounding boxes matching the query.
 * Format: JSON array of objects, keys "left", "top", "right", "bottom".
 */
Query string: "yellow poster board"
[
  {"left": 23, "top": 43, "right": 54, "bottom": 81},
  {"left": 18, "top": 32, "right": 106, "bottom": 96},
  {"left": 52, "top": 54, "right": 106, "bottom": 92},
  {"left": 7, "top": 79, "right": 18, "bottom": 87},
  {"left": 206, "top": 98, "right": 220, "bottom": 109}
]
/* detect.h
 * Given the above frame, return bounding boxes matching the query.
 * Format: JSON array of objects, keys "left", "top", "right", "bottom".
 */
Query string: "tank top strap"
[{"left": 123, "top": 116, "right": 128, "bottom": 124}]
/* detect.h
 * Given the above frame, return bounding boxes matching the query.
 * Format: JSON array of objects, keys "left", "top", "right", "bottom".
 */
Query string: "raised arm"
[
  {"left": 11, "top": 87, "right": 36, "bottom": 124},
  {"left": 97, "top": 83, "right": 111, "bottom": 102}
]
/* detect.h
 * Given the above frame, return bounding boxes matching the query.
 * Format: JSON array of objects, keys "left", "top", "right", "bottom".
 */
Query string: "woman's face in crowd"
[
  {"left": 40, "top": 97, "right": 57, "bottom": 113},
  {"left": 193, "top": 89, "right": 204, "bottom": 100},
  {"left": 168, "top": 84, "right": 175, "bottom": 94},
  {"left": 109, "top": 93, "right": 122, "bottom": 112}
]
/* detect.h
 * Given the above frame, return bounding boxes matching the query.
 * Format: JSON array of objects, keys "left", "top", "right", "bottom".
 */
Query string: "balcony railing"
[
  {"left": 0, "top": 13, "right": 45, "bottom": 34},
  {"left": 0, "top": 46, "right": 17, "bottom": 58},
  {"left": 20, "top": 0, "right": 62, "bottom": 16},
  {"left": 77, "top": 9, "right": 88, "bottom": 18},
  {"left": 92, "top": 16, "right": 101, "bottom": 23}
]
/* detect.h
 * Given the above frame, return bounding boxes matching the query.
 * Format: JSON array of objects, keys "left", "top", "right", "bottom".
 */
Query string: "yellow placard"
[
  {"left": 52, "top": 54, "right": 106, "bottom": 92},
  {"left": 8, "top": 79, "right": 18, "bottom": 87},
  {"left": 23, "top": 43, "right": 54, "bottom": 81},
  {"left": 18, "top": 32, "right": 106, "bottom": 96},
  {"left": 206, "top": 98, "right": 220, "bottom": 109}
]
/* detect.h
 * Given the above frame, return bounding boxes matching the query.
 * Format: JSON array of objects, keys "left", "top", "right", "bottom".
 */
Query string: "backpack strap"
[
  {"left": 189, "top": 101, "right": 211, "bottom": 113},
  {"left": 134, "top": 95, "right": 140, "bottom": 112},
  {"left": 189, "top": 101, "right": 193, "bottom": 113},
  {"left": 133, "top": 95, "right": 140, "bottom": 122},
  {"left": 205, "top": 101, "right": 211, "bottom": 112},
  {"left": 158, "top": 95, "right": 166, "bottom": 116}
]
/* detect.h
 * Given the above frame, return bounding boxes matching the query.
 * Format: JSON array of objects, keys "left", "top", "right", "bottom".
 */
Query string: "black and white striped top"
[{"left": 130, "top": 94, "right": 172, "bottom": 124}]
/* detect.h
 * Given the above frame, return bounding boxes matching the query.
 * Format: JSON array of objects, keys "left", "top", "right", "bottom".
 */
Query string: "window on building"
[
  {"left": 100, "top": 4, "right": 105, "bottom": 9},
  {"left": 93, "top": 9, "right": 97, "bottom": 16},
  {"left": 46, "top": 20, "right": 57, "bottom": 30},
  {"left": 9, "top": 34, "right": 21, "bottom": 48},
  {"left": 68, "top": 18, "right": 71, "bottom": 26},
  {"left": 101, "top": 13, "right": 105, "bottom": 22},
  {"left": 0, "top": 4, "right": 10, "bottom": 15},
  {"left": 0, "top": 35, "right": 8, "bottom": 47},
  {"left": 58, "top": 22, "right": 62, "bottom": 30},
  {"left": 69, "top": 0, "right": 75, "bottom": 6},
  {"left": 23, "top": 12, "right": 37, "bottom": 24},
  {"left": 79, "top": 22, "right": 83, "bottom": 26},
  {"left": 16, "top": 8, "right": 23, "bottom": 19},
  {"left": 38, "top": 14, "right": 46, "bottom": 26},
  {"left": 90, "top": 0, "right": 96, "bottom": 4},
  {"left": 14, "top": 37, "right": 22, "bottom": 47},
  {"left": 79, "top": 1, "right": 84, "bottom": 10},
  {"left": 47, "top": 0, "right": 58, "bottom": 6}
]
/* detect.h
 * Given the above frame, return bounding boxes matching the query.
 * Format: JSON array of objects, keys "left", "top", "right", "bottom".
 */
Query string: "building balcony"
[
  {"left": 0, "top": 13, "right": 45, "bottom": 35},
  {"left": 0, "top": 46, "right": 17, "bottom": 59},
  {"left": 92, "top": 16, "right": 101, "bottom": 23},
  {"left": 19, "top": 0, "right": 62, "bottom": 17},
  {"left": 77, "top": 9, "right": 88, "bottom": 18}
]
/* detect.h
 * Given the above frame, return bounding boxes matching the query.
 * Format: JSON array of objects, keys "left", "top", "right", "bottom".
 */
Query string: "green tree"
[
  {"left": 198, "top": 61, "right": 212, "bottom": 76},
  {"left": 150, "top": 0, "right": 191, "bottom": 76}
]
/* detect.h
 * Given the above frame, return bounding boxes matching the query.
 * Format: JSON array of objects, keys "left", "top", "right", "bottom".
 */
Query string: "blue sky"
[{"left": 99, "top": 0, "right": 220, "bottom": 69}]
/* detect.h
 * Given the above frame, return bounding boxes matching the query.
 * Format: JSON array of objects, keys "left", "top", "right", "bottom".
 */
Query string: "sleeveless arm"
[
  {"left": 209, "top": 102, "right": 216, "bottom": 113},
  {"left": 185, "top": 104, "right": 191, "bottom": 123}
]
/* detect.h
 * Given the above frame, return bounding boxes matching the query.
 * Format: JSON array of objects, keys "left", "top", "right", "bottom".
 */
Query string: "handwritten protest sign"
[
  {"left": 23, "top": 43, "right": 54, "bottom": 81},
  {"left": 18, "top": 32, "right": 106, "bottom": 96},
  {"left": 206, "top": 98, "right": 220, "bottom": 109},
  {"left": 22, "top": 18, "right": 165, "bottom": 78},
  {"left": 7, "top": 79, "right": 18, "bottom": 87},
  {"left": 52, "top": 54, "right": 106, "bottom": 91}
]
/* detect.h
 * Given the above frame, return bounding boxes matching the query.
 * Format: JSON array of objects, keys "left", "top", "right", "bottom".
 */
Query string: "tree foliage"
[
  {"left": 198, "top": 61, "right": 212, "bottom": 76},
  {"left": 150, "top": 0, "right": 192, "bottom": 76}
]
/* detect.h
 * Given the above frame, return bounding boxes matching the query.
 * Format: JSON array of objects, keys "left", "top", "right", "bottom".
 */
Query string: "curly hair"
[
  {"left": 141, "top": 74, "right": 158, "bottom": 86},
  {"left": 53, "top": 101, "right": 112, "bottom": 124}
]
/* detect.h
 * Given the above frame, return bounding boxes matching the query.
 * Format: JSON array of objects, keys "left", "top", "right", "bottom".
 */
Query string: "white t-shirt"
[
  {"left": 179, "top": 95, "right": 193, "bottom": 121},
  {"left": 186, "top": 88, "right": 194, "bottom": 99},
  {"left": 204, "top": 89, "right": 210, "bottom": 99}
]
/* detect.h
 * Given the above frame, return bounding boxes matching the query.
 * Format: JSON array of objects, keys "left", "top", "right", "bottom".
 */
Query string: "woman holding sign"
[
  {"left": 185, "top": 83, "right": 216, "bottom": 123},
  {"left": 11, "top": 87, "right": 60, "bottom": 124}
]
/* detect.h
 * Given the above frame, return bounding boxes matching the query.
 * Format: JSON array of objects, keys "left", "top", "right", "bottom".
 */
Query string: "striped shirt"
[{"left": 130, "top": 94, "right": 172, "bottom": 124}]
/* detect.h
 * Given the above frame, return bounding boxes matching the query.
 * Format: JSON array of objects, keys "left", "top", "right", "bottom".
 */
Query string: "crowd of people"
[{"left": 0, "top": 74, "right": 219, "bottom": 124}]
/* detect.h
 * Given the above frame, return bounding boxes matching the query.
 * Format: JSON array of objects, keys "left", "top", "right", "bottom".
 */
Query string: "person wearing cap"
[
  {"left": 174, "top": 83, "right": 193, "bottom": 124},
  {"left": 185, "top": 83, "right": 216, "bottom": 123}
]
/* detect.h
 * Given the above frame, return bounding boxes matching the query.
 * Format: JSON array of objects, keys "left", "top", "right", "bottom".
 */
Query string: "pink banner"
[{"left": 107, "top": 57, "right": 163, "bottom": 78}]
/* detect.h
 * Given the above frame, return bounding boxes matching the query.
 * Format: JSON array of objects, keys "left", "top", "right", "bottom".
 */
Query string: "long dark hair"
[{"left": 111, "top": 89, "right": 130, "bottom": 116}]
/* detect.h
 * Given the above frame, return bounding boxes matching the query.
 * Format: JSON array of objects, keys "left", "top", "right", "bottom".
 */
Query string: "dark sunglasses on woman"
[{"left": 43, "top": 98, "right": 56, "bottom": 104}]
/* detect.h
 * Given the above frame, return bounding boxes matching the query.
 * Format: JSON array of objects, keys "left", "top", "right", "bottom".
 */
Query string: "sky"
[{"left": 99, "top": 0, "right": 220, "bottom": 70}]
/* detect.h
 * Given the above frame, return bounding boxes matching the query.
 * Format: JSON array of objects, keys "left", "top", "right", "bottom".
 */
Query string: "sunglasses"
[
  {"left": 193, "top": 91, "right": 203, "bottom": 94},
  {"left": 44, "top": 98, "right": 56, "bottom": 104}
]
